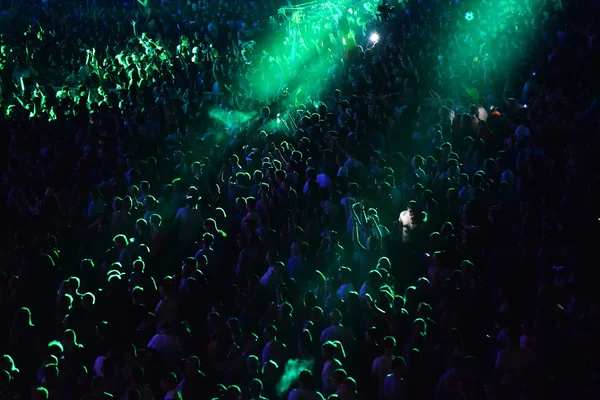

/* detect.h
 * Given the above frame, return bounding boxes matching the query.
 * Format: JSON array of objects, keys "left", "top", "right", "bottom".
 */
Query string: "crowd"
[{"left": 1, "top": 0, "right": 599, "bottom": 399}]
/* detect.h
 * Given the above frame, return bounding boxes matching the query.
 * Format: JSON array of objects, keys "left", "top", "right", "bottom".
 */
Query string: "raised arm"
[
  {"left": 364, "top": 293, "right": 388, "bottom": 318},
  {"left": 352, "top": 220, "right": 367, "bottom": 251},
  {"left": 131, "top": 20, "right": 138, "bottom": 38},
  {"left": 371, "top": 217, "right": 383, "bottom": 254}
]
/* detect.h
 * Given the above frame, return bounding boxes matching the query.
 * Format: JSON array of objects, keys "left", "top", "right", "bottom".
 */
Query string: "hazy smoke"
[
  {"left": 208, "top": 108, "right": 257, "bottom": 131},
  {"left": 276, "top": 358, "right": 315, "bottom": 397}
]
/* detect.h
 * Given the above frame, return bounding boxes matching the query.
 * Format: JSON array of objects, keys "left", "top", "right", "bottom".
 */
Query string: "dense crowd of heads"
[{"left": 0, "top": 0, "right": 599, "bottom": 399}]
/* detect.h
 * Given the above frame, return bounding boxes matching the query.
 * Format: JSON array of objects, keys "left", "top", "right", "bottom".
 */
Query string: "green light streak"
[{"left": 244, "top": 0, "right": 378, "bottom": 113}]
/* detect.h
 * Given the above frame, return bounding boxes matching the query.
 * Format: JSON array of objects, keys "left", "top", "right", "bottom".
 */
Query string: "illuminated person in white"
[{"left": 398, "top": 201, "right": 428, "bottom": 243}]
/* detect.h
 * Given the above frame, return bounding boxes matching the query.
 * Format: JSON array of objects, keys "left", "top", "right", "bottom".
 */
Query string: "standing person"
[
  {"left": 161, "top": 372, "right": 182, "bottom": 400},
  {"left": 113, "top": 234, "right": 133, "bottom": 272},
  {"left": 8, "top": 307, "right": 40, "bottom": 378},
  {"left": 372, "top": 336, "right": 396, "bottom": 397},
  {"left": 174, "top": 195, "right": 203, "bottom": 256},
  {"left": 249, "top": 378, "right": 269, "bottom": 400},
  {"left": 320, "top": 310, "right": 355, "bottom": 356},
  {"left": 203, "top": 218, "right": 228, "bottom": 256},
  {"left": 383, "top": 357, "right": 408, "bottom": 400},
  {"left": 398, "top": 201, "right": 428, "bottom": 245},
  {"left": 149, "top": 213, "right": 171, "bottom": 276},
  {"left": 261, "top": 325, "right": 288, "bottom": 368},
  {"left": 288, "top": 370, "right": 325, "bottom": 400},
  {"left": 321, "top": 341, "right": 344, "bottom": 397},
  {"left": 88, "top": 187, "right": 106, "bottom": 222}
]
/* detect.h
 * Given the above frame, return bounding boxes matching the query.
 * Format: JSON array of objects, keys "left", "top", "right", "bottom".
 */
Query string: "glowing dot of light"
[
  {"left": 342, "top": 38, "right": 347, "bottom": 45},
  {"left": 348, "top": 8, "right": 353, "bottom": 14},
  {"left": 465, "top": 11, "right": 474, "bottom": 21},
  {"left": 369, "top": 32, "right": 380, "bottom": 43}
]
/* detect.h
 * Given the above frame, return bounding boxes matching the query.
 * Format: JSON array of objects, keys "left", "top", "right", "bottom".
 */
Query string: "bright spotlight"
[{"left": 369, "top": 32, "right": 379, "bottom": 43}]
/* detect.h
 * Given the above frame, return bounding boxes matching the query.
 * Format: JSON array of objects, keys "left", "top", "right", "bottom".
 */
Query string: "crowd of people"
[{"left": 1, "top": 0, "right": 599, "bottom": 399}]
